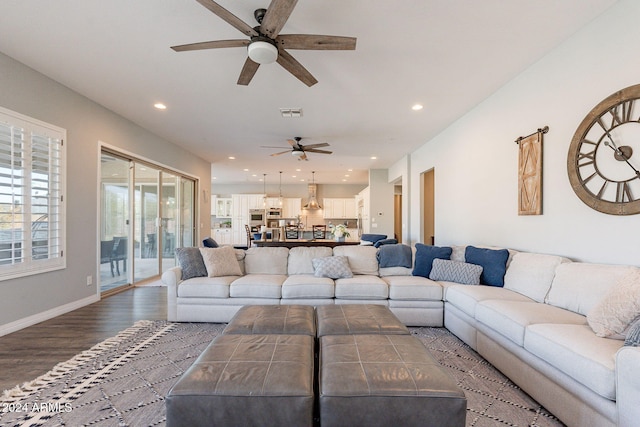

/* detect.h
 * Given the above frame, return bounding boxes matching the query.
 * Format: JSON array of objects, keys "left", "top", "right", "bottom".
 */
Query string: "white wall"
[
  {"left": 0, "top": 52, "right": 211, "bottom": 332},
  {"left": 398, "top": 0, "right": 640, "bottom": 266}
]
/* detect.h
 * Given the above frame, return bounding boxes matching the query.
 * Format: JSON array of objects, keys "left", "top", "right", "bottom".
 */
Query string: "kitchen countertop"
[{"left": 253, "top": 239, "right": 360, "bottom": 248}]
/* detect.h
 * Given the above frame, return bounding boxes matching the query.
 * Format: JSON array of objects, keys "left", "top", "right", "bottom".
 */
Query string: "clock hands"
[{"left": 604, "top": 140, "right": 640, "bottom": 178}]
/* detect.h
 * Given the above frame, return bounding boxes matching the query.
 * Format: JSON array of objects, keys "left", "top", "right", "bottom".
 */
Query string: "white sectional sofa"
[{"left": 162, "top": 244, "right": 640, "bottom": 427}]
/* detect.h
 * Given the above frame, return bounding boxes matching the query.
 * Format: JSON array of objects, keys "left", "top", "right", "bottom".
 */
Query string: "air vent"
[{"left": 280, "top": 108, "right": 303, "bottom": 118}]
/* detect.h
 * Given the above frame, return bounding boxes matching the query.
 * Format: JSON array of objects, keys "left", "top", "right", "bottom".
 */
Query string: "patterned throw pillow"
[
  {"left": 429, "top": 259, "right": 483, "bottom": 285},
  {"left": 587, "top": 269, "right": 640, "bottom": 338},
  {"left": 624, "top": 318, "right": 640, "bottom": 346},
  {"left": 199, "top": 246, "right": 243, "bottom": 277},
  {"left": 312, "top": 256, "right": 353, "bottom": 279},
  {"left": 175, "top": 247, "right": 208, "bottom": 280}
]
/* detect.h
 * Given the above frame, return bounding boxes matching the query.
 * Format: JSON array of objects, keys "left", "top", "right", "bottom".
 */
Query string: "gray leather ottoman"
[
  {"left": 223, "top": 304, "right": 316, "bottom": 336},
  {"left": 166, "top": 334, "right": 315, "bottom": 427},
  {"left": 316, "top": 304, "right": 409, "bottom": 336},
  {"left": 319, "top": 334, "right": 466, "bottom": 427}
]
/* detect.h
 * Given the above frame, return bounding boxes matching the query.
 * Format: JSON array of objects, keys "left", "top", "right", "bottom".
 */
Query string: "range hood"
[{"left": 303, "top": 184, "right": 322, "bottom": 210}]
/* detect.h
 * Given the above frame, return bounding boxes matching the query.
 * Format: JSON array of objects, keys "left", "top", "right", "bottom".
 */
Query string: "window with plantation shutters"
[{"left": 0, "top": 106, "right": 66, "bottom": 280}]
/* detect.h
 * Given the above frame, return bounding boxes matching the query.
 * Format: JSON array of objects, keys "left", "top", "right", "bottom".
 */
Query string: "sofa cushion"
[
  {"left": 230, "top": 274, "right": 287, "bottom": 298},
  {"left": 333, "top": 246, "right": 379, "bottom": 276},
  {"left": 200, "top": 246, "right": 243, "bottom": 277},
  {"left": 175, "top": 247, "right": 208, "bottom": 280},
  {"left": 445, "top": 285, "right": 532, "bottom": 318},
  {"left": 429, "top": 259, "right": 482, "bottom": 285},
  {"left": 587, "top": 268, "right": 640, "bottom": 338},
  {"left": 383, "top": 275, "right": 442, "bottom": 300},
  {"left": 524, "top": 323, "right": 622, "bottom": 400},
  {"left": 244, "top": 247, "right": 289, "bottom": 275},
  {"left": 177, "top": 276, "right": 236, "bottom": 298},
  {"left": 546, "top": 263, "right": 638, "bottom": 316},
  {"left": 412, "top": 244, "right": 452, "bottom": 278},
  {"left": 282, "top": 275, "right": 335, "bottom": 299},
  {"left": 313, "top": 256, "right": 353, "bottom": 279},
  {"left": 503, "top": 252, "right": 570, "bottom": 303},
  {"left": 287, "top": 246, "right": 333, "bottom": 275},
  {"left": 475, "top": 300, "right": 587, "bottom": 346},
  {"left": 465, "top": 246, "right": 509, "bottom": 287},
  {"left": 335, "top": 275, "right": 388, "bottom": 299}
]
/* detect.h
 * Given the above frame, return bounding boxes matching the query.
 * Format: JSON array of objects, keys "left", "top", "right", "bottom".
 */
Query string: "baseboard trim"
[{"left": 0, "top": 294, "right": 100, "bottom": 337}]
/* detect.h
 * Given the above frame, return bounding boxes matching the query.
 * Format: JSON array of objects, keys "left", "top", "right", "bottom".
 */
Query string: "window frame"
[{"left": 0, "top": 106, "right": 66, "bottom": 280}]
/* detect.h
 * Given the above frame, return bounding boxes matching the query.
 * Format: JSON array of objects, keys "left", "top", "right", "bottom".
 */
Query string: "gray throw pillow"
[
  {"left": 429, "top": 258, "right": 483, "bottom": 285},
  {"left": 175, "top": 247, "right": 208, "bottom": 280},
  {"left": 624, "top": 318, "right": 640, "bottom": 347},
  {"left": 312, "top": 256, "right": 353, "bottom": 279}
]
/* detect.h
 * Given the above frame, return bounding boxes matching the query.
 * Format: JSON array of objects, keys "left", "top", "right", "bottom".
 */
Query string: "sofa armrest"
[
  {"left": 162, "top": 266, "right": 182, "bottom": 322},
  {"left": 616, "top": 345, "right": 640, "bottom": 427}
]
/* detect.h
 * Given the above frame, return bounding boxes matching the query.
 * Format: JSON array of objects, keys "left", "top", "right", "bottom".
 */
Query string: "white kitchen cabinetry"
[
  {"left": 323, "top": 198, "right": 357, "bottom": 219},
  {"left": 283, "top": 198, "right": 301, "bottom": 219},
  {"left": 231, "top": 194, "right": 265, "bottom": 245},
  {"left": 357, "top": 187, "right": 370, "bottom": 234},
  {"left": 213, "top": 228, "right": 232, "bottom": 245},
  {"left": 213, "top": 197, "right": 232, "bottom": 217},
  {"left": 265, "top": 197, "right": 282, "bottom": 209}
]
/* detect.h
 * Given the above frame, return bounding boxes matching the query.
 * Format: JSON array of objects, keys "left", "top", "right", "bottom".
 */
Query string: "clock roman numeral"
[
  {"left": 616, "top": 182, "right": 633, "bottom": 203},
  {"left": 608, "top": 100, "right": 635, "bottom": 125},
  {"left": 577, "top": 144, "right": 596, "bottom": 168}
]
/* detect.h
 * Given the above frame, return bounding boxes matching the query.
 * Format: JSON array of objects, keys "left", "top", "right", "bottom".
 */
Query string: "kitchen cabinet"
[
  {"left": 323, "top": 198, "right": 357, "bottom": 219},
  {"left": 357, "top": 187, "right": 370, "bottom": 234},
  {"left": 283, "top": 198, "right": 301, "bottom": 218},
  {"left": 213, "top": 228, "right": 232, "bottom": 245},
  {"left": 265, "top": 197, "right": 282, "bottom": 209},
  {"left": 213, "top": 197, "right": 232, "bottom": 217},
  {"left": 231, "top": 194, "right": 265, "bottom": 245}
]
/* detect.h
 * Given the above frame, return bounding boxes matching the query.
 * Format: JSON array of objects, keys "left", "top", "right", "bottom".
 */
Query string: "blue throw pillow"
[
  {"left": 464, "top": 246, "right": 509, "bottom": 287},
  {"left": 412, "top": 243, "right": 452, "bottom": 278}
]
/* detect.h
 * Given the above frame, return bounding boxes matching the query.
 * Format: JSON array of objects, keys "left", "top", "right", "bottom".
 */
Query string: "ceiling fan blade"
[
  {"left": 277, "top": 35, "right": 357, "bottom": 50},
  {"left": 260, "top": 145, "right": 290, "bottom": 149},
  {"left": 171, "top": 39, "right": 248, "bottom": 52},
  {"left": 298, "top": 152, "right": 308, "bottom": 161},
  {"left": 237, "top": 57, "right": 260, "bottom": 85},
  {"left": 260, "top": 0, "right": 298, "bottom": 39},
  {"left": 304, "top": 149, "right": 332, "bottom": 154},
  {"left": 276, "top": 49, "right": 318, "bottom": 87},
  {"left": 300, "top": 142, "right": 329, "bottom": 149},
  {"left": 270, "top": 150, "right": 291, "bottom": 156},
  {"left": 195, "top": 0, "right": 258, "bottom": 37},
  {"left": 287, "top": 139, "right": 302, "bottom": 150}
]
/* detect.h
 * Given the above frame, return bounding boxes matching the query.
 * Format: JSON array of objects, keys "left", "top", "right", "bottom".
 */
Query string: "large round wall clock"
[{"left": 567, "top": 84, "right": 640, "bottom": 215}]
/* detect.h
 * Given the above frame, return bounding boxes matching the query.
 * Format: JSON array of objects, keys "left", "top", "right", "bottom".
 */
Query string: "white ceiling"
[{"left": 0, "top": 0, "right": 617, "bottom": 185}]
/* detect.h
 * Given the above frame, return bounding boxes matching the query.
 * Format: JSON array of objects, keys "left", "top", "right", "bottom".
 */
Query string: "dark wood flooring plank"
[{"left": 0, "top": 286, "right": 167, "bottom": 392}]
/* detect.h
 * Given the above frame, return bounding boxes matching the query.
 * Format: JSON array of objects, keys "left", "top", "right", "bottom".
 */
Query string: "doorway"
[
  {"left": 421, "top": 169, "right": 435, "bottom": 245},
  {"left": 100, "top": 150, "right": 196, "bottom": 294}
]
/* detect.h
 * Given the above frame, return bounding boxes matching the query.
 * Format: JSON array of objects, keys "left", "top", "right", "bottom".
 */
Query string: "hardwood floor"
[{"left": 0, "top": 286, "right": 167, "bottom": 392}]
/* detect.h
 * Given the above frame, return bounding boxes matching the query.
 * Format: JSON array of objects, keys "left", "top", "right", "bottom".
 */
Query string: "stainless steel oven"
[
  {"left": 249, "top": 209, "right": 265, "bottom": 226},
  {"left": 266, "top": 208, "right": 282, "bottom": 219}
]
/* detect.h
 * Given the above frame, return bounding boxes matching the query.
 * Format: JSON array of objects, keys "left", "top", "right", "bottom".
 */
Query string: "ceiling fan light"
[
  {"left": 248, "top": 41, "right": 278, "bottom": 65},
  {"left": 291, "top": 150, "right": 304, "bottom": 157}
]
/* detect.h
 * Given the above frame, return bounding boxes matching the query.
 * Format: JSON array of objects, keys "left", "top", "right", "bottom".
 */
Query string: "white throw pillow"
[
  {"left": 199, "top": 246, "right": 242, "bottom": 277},
  {"left": 587, "top": 269, "right": 640, "bottom": 338}
]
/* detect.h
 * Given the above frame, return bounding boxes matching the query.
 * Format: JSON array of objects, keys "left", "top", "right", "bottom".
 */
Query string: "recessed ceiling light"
[
  {"left": 347, "top": 169, "right": 353, "bottom": 172},
  {"left": 228, "top": 156, "right": 236, "bottom": 160},
  {"left": 342, "top": 179, "right": 347, "bottom": 182},
  {"left": 370, "top": 156, "right": 377, "bottom": 160},
  {"left": 252, "top": 174, "right": 257, "bottom": 177},
  {"left": 154, "top": 103, "right": 167, "bottom": 110},
  {"left": 412, "top": 104, "right": 423, "bottom": 111},
  {"left": 296, "top": 168, "right": 301, "bottom": 172},
  {"left": 243, "top": 168, "right": 249, "bottom": 171},
  {"left": 213, "top": 177, "right": 217, "bottom": 180},
  {"left": 292, "top": 175, "right": 297, "bottom": 178}
]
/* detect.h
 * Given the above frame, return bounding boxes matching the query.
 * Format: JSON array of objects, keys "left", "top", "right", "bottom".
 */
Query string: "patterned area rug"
[{"left": 0, "top": 321, "right": 564, "bottom": 427}]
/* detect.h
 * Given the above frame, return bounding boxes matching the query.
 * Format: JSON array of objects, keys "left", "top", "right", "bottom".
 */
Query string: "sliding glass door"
[{"left": 100, "top": 150, "right": 196, "bottom": 293}]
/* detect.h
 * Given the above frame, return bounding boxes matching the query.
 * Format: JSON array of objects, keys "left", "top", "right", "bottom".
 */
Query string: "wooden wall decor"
[{"left": 516, "top": 126, "right": 548, "bottom": 215}]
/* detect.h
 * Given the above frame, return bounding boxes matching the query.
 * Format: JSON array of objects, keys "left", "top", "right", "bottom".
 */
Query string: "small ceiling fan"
[
  {"left": 262, "top": 137, "right": 332, "bottom": 161},
  {"left": 171, "top": 0, "right": 356, "bottom": 86}
]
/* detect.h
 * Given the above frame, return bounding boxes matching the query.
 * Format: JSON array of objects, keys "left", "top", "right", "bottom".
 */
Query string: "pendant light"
[
  {"left": 278, "top": 171, "right": 283, "bottom": 207},
  {"left": 262, "top": 173, "right": 267, "bottom": 208}
]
